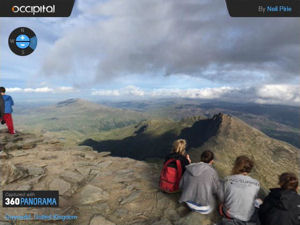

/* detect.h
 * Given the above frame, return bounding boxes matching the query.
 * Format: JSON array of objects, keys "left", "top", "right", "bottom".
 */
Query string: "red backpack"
[{"left": 159, "top": 159, "right": 183, "bottom": 193}]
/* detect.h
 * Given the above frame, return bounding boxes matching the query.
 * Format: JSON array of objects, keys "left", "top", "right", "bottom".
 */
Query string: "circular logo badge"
[{"left": 8, "top": 27, "right": 37, "bottom": 56}]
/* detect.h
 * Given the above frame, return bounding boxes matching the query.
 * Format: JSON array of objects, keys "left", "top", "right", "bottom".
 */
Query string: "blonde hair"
[{"left": 172, "top": 139, "right": 187, "bottom": 156}]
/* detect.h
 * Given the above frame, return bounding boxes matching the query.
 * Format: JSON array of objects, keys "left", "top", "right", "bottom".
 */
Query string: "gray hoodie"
[
  {"left": 179, "top": 162, "right": 224, "bottom": 210},
  {"left": 223, "top": 174, "right": 260, "bottom": 221}
]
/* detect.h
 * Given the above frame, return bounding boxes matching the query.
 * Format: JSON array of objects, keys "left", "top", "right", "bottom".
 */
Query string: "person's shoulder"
[
  {"left": 224, "top": 175, "right": 235, "bottom": 182},
  {"left": 165, "top": 153, "right": 181, "bottom": 161},
  {"left": 289, "top": 190, "right": 300, "bottom": 201},
  {"left": 247, "top": 176, "right": 260, "bottom": 186},
  {"left": 203, "top": 163, "right": 218, "bottom": 175},
  {"left": 225, "top": 174, "right": 260, "bottom": 185}
]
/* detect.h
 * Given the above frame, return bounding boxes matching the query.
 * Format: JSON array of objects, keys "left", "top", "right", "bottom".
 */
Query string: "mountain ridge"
[
  {"left": 1, "top": 112, "right": 299, "bottom": 224},
  {"left": 82, "top": 113, "right": 300, "bottom": 191}
]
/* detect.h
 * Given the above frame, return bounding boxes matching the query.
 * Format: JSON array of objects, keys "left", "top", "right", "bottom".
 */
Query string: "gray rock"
[
  {"left": 21, "top": 139, "right": 40, "bottom": 149},
  {"left": 27, "top": 166, "right": 45, "bottom": 176},
  {"left": 3, "top": 143, "right": 19, "bottom": 151},
  {"left": 79, "top": 184, "right": 109, "bottom": 205},
  {"left": 174, "top": 212, "right": 211, "bottom": 225},
  {"left": 1, "top": 163, "right": 28, "bottom": 185},
  {"left": 176, "top": 205, "right": 190, "bottom": 217},
  {"left": 97, "top": 160, "right": 113, "bottom": 169},
  {"left": 117, "top": 169, "right": 134, "bottom": 175},
  {"left": 89, "top": 215, "right": 115, "bottom": 225},
  {"left": 59, "top": 170, "right": 85, "bottom": 184},
  {"left": 151, "top": 218, "right": 173, "bottom": 225},
  {"left": 120, "top": 191, "right": 141, "bottom": 205},
  {"left": 164, "top": 209, "right": 180, "bottom": 221},
  {"left": 0, "top": 151, "right": 8, "bottom": 159},
  {"left": 97, "top": 152, "right": 111, "bottom": 157},
  {"left": 84, "top": 152, "right": 96, "bottom": 160},
  {"left": 16, "top": 184, "right": 32, "bottom": 191},
  {"left": 113, "top": 208, "right": 129, "bottom": 218},
  {"left": 10, "top": 151, "right": 29, "bottom": 157},
  {"left": 75, "top": 161, "right": 98, "bottom": 167},
  {"left": 49, "top": 178, "right": 71, "bottom": 195},
  {"left": 40, "top": 155, "right": 58, "bottom": 160},
  {"left": 76, "top": 167, "right": 91, "bottom": 176}
]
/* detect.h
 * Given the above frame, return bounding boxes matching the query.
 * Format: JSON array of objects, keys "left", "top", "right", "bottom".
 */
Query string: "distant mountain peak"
[{"left": 56, "top": 98, "right": 82, "bottom": 107}]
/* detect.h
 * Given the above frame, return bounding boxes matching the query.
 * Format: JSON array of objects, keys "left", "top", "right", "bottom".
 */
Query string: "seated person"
[
  {"left": 159, "top": 139, "right": 191, "bottom": 193},
  {"left": 179, "top": 150, "right": 223, "bottom": 214},
  {"left": 220, "top": 156, "right": 260, "bottom": 225},
  {"left": 259, "top": 172, "right": 300, "bottom": 225}
]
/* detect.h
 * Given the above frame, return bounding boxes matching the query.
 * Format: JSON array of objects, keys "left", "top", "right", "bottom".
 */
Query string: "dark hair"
[
  {"left": 232, "top": 155, "right": 254, "bottom": 175},
  {"left": 201, "top": 150, "right": 214, "bottom": 163},
  {"left": 279, "top": 172, "right": 298, "bottom": 191},
  {"left": 0, "top": 87, "right": 5, "bottom": 93}
]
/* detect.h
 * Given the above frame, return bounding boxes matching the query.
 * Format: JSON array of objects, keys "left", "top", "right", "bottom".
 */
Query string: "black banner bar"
[
  {"left": 226, "top": 0, "right": 300, "bottom": 17},
  {"left": 0, "top": 0, "right": 75, "bottom": 17},
  {"left": 3, "top": 191, "right": 59, "bottom": 208}
]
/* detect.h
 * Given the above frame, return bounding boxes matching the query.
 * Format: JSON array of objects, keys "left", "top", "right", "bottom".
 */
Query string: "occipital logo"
[{"left": 12, "top": 5, "right": 56, "bottom": 16}]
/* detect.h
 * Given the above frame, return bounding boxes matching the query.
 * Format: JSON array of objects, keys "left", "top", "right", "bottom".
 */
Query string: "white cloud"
[
  {"left": 6, "top": 86, "right": 75, "bottom": 94},
  {"left": 92, "top": 89, "right": 121, "bottom": 97},
  {"left": 91, "top": 84, "right": 300, "bottom": 106},
  {"left": 92, "top": 86, "right": 234, "bottom": 99},
  {"left": 92, "top": 85, "right": 144, "bottom": 97},
  {"left": 5, "top": 84, "right": 300, "bottom": 106},
  {"left": 150, "top": 87, "right": 235, "bottom": 99},
  {"left": 256, "top": 84, "right": 300, "bottom": 105}
]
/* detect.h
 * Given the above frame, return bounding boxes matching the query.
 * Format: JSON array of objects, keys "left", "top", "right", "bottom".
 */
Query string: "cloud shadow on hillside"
[{"left": 80, "top": 116, "right": 222, "bottom": 160}]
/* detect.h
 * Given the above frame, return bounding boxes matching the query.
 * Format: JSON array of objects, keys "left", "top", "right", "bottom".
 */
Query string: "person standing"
[
  {"left": 0, "top": 92, "right": 4, "bottom": 122},
  {"left": 0, "top": 87, "right": 15, "bottom": 134}
]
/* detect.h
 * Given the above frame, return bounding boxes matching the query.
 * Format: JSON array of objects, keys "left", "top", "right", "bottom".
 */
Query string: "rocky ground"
[{"left": 0, "top": 129, "right": 220, "bottom": 225}]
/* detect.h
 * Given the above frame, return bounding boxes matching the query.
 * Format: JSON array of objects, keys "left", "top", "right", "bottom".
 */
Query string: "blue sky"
[{"left": 0, "top": 0, "right": 299, "bottom": 105}]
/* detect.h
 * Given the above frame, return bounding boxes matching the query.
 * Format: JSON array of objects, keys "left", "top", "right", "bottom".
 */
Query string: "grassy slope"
[
  {"left": 188, "top": 114, "right": 299, "bottom": 191},
  {"left": 140, "top": 102, "right": 300, "bottom": 148},
  {"left": 14, "top": 99, "right": 148, "bottom": 144},
  {"left": 14, "top": 99, "right": 300, "bottom": 150},
  {"left": 81, "top": 114, "right": 299, "bottom": 191}
]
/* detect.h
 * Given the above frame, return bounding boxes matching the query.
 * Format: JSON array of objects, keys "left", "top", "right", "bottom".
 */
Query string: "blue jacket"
[{"left": 2, "top": 95, "right": 14, "bottom": 114}]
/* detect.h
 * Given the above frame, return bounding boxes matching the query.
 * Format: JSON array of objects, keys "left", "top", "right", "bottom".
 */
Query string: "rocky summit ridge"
[
  {"left": 0, "top": 129, "right": 219, "bottom": 225},
  {"left": 1, "top": 113, "right": 299, "bottom": 225}
]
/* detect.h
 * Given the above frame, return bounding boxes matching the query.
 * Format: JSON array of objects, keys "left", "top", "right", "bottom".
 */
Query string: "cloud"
[
  {"left": 40, "top": 0, "right": 300, "bottom": 85},
  {"left": 256, "top": 84, "right": 300, "bottom": 105},
  {"left": 92, "top": 85, "right": 144, "bottom": 97},
  {"left": 150, "top": 87, "right": 235, "bottom": 99},
  {"left": 7, "top": 86, "right": 75, "bottom": 94},
  {"left": 91, "top": 84, "right": 300, "bottom": 105},
  {"left": 92, "top": 86, "right": 237, "bottom": 99}
]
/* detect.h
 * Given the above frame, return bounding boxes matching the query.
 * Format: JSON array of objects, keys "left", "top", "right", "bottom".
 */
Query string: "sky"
[{"left": 0, "top": 0, "right": 299, "bottom": 105}]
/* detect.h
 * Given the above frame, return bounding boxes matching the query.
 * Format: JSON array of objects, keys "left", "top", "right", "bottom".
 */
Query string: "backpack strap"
[
  {"left": 160, "top": 158, "right": 182, "bottom": 179},
  {"left": 160, "top": 159, "right": 176, "bottom": 178},
  {"left": 175, "top": 159, "right": 183, "bottom": 189}
]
